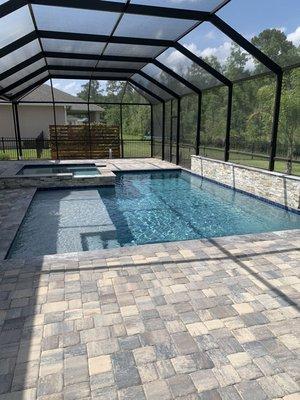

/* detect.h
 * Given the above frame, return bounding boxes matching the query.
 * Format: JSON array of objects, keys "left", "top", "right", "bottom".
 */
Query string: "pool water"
[
  {"left": 17, "top": 164, "right": 100, "bottom": 177},
  {"left": 8, "top": 170, "right": 300, "bottom": 258}
]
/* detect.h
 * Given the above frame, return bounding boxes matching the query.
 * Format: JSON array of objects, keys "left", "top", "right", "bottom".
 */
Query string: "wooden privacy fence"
[{"left": 49, "top": 124, "right": 120, "bottom": 159}]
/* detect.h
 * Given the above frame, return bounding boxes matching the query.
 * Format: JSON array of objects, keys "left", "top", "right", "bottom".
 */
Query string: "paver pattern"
[{"left": 0, "top": 229, "right": 299, "bottom": 399}]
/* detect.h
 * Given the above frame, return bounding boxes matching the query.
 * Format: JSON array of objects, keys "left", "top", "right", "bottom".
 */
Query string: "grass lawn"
[
  {"left": 1, "top": 144, "right": 299, "bottom": 176},
  {"left": 199, "top": 147, "right": 300, "bottom": 176},
  {"left": 0, "top": 148, "right": 51, "bottom": 160}
]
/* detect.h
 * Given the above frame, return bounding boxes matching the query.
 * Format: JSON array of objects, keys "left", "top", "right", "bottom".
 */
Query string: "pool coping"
[
  {"left": 2, "top": 228, "right": 299, "bottom": 267},
  {"left": 1, "top": 159, "right": 299, "bottom": 262}
]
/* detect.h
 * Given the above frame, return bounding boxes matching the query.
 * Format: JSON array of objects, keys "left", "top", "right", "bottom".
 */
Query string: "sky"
[{"left": 49, "top": 0, "right": 300, "bottom": 96}]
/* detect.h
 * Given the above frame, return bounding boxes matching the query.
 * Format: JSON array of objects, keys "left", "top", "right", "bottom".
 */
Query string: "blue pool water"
[
  {"left": 17, "top": 164, "right": 100, "bottom": 177},
  {"left": 8, "top": 170, "right": 300, "bottom": 258}
]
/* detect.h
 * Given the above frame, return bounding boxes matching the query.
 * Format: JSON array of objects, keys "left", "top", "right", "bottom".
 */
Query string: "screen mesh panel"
[
  {"left": 142, "top": 64, "right": 191, "bottom": 96},
  {"left": 8, "top": 71, "right": 49, "bottom": 96},
  {"left": 104, "top": 43, "right": 166, "bottom": 58},
  {"left": 152, "top": 102, "right": 163, "bottom": 158},
  {"left": 97, "top": 60, "right": 146, "bottom": 69},
  {"left": 131, "top": 74, "right": 173, "bottom": 101},
  {"left": 50, "top": 70, "right": 131, "bottom": 79},
  {"left": 92, "top": 72, "right": 132, "bottom": 79},
  {"left": 50, "top": 70, "right": 92, "bottom": 78},
  {"left": 0, "top": 6, "right": 35, "bottom": 48},
  {"left": 1, "top": 59, "right": 46, "bottom": 88},
  {"left": 180, "top": 22, "right": 269, "bottom": 80},
  {"left": 122, "top": 84, "right": 150, "bottom": 104},
  {"left": 41, "top": 39, "right": 106, "bottom": 55},
  {"left": 47, "top": 58, "right": 97, "bottom": 68},
  {"left": 129, "top": 83, "right": 158, "bottom": 104},
  {"left": 218, "top": 0, "right": 300, "bottom": 68},
  {"left": 157, "top": 48, "right": 221, "bottom": 90},
  {"left": 114, "top": 14, "right": 197, "bottom": 40},
  {"left": 131, "top": 0, "right": 225, "bottom": 12},
  {"left": 32, "top": 5, "right": 120, "bottom": 35},
  {"left": 0, "top": 40, "right": 41, "bottom": 75}
]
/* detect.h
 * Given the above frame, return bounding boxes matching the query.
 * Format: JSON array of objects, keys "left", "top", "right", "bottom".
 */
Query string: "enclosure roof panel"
[
  {"left": 130, "top": 0, "right": 225, "bottom": 12},
  {"left": 0, "top": 0, "right": 283, "bottom": 100}
]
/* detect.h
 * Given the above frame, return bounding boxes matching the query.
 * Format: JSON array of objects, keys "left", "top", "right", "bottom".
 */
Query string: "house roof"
[{"left": 20, "top": 84, "right": 104, "bottom": 112}]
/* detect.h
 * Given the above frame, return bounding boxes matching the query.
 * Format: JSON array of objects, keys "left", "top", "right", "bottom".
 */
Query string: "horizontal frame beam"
[
  {"left": 50, "top": 74, "right": 127, "bottom": 81},
  {"left": 45, "top": 52, "right": 152, "bottom": 63},
  {"left": 0, "top": 0, "right": 209, "bottom": 20},
  {"left": 18, "top": 100, "right": 150, "bottom": 106},
  {"left": 47, "top": 65, "right": 137, "bottom": 74},
  {"left": 38, "top": 30, "right": 173, "bottom": 47}
]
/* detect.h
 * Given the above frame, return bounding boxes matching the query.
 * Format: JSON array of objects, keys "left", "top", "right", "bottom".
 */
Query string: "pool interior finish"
[
  {"left": 8, "top": 170, "right": 300, "bottom": 259},
  {"left": 17, "top": 163, "right": 100, "bottom": 177}
]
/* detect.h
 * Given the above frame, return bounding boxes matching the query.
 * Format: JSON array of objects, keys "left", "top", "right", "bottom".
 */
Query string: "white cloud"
[
  {"left": 199, "top": 41, "right": 232, "bottom": 62},
  {"left": 204, "top": 30, "right": 217, "bottom": 40},
  {"left": 53, "top": 80, "right": 86, "bottom": 96},
  {"left": 287, "top": 26, "right": 300, "bottom": 46}
]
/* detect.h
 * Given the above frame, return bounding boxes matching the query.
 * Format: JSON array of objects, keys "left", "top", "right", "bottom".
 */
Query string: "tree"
[
  {"left": 252, "top": 29, "right": 299, "bottom": 72},
  {"left": 77, "top": 80, "right": 102, "bottom": 101},
  {"left": 225, "top": 43, "right": 250, "bottom": 80}
]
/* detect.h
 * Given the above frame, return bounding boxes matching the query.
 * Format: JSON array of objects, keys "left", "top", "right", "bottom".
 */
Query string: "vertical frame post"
[
  {"left": 162, "top": 101, "right": 165, "bottom": 160},
  {"left": 170, "top": 100, "right": 173, "bottom": 163},
  {"left": 150, "top": 104, "right": 154, "bottom": 158},
  {"left": 269, "top": 72, "right": 283, "bottom": 171},
  {"left": 12, "top": 102, "right": 22, "bottom": 159},
  {"left": 11, "top": 102, "right": 20, "bottom": 160},
  {"left": 195, "top": 92, "right": 202, "bottom": 156},
  {"left": 224, "top": 84, "right": 233, "bottom": 162},
  {"left": 87, "top": 78, "right": 92, "bottom": 159},
  {"left": 50, "top": 78, "right": 58, "bottom": 159},
  {"left": 176, "top": 98, "right": 181, "bottom": 165},
  {"left": 120, "top": 104, "right": 124, "bottom": 158}
]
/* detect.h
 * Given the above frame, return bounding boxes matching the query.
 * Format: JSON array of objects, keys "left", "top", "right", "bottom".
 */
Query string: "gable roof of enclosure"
[{"left": 0, "top": 0, "right": 283, "bottom": 103}]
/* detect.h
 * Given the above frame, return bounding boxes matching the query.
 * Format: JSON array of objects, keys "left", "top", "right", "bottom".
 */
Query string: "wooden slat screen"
[{"left": 49, "top": 124, "right": 120, "bottom": 159}]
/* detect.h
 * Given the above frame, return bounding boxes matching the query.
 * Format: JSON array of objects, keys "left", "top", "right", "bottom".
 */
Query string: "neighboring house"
[{"left": 0, "top": 84, "right": 103, "bottom": 139}]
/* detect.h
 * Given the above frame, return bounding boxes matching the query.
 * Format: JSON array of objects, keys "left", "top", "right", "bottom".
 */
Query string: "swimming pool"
[
  {"left": 8, "top": 170, "right": 300, "bottom": 258},
  {"left": 17, "top": 163, "right": 100, "bottom": 177}
]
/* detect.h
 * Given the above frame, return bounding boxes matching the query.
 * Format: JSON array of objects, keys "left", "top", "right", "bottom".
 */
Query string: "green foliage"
[
  {"left": 78, "top": 81, "right": 151, "bottom": 140},
  {"left": 252, "top": 29, "right": 299, "bottom": 71},
  {"left": 76, "top": 28, "right": 299, "bottom": 173}
]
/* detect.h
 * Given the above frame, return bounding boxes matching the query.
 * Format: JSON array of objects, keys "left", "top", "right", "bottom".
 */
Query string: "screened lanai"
[{"left": 0, "top": 0, "right": 299, "bottom": 174}]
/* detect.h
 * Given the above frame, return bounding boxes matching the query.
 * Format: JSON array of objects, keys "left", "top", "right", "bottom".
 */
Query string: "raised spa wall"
[
  {"left": 191, "top": 156, "right": 300, "bottom": 211},
  {"left": 0, "top": 167, "right": 115, "bottom": 189}
]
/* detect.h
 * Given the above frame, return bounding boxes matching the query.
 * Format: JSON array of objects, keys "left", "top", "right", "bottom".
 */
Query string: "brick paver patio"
[{"left": 0, "top": 229, "right": 299, "bottom": 399}]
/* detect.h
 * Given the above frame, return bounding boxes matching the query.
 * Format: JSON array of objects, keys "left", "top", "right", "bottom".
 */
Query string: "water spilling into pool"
[{"left": 8, "top": 170, "right": 300, "bottom": 258}]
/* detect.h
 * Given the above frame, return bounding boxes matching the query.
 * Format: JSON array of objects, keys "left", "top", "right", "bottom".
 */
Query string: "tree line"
[{"left": 77, "top": 29, "right": 299, "bottom": 163}]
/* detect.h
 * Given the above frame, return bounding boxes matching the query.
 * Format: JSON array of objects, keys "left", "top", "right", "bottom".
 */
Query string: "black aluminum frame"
[{"left": 0, "top": 0, "right": 287, "bottom": 171}]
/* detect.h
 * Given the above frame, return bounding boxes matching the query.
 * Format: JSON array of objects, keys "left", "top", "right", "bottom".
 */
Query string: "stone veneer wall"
[
  {"left": 191, "top": 156, "right": 300, "bottom": 211},
  {"left": 0, "top": 173, "right": 115, "bottom": 190}
]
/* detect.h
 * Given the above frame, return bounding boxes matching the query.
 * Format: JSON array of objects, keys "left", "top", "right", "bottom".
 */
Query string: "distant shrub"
[{"left": 0, "top": 153, "right": 11, "bottom": 160}]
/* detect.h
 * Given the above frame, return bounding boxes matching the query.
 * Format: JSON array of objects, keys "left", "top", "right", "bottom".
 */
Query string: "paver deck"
[
  {"left": 0, "top": 230, "right": 299, "bottom": 399},
  {"left": 0, "top": 159, "right": 299, "bottom": 399}
]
